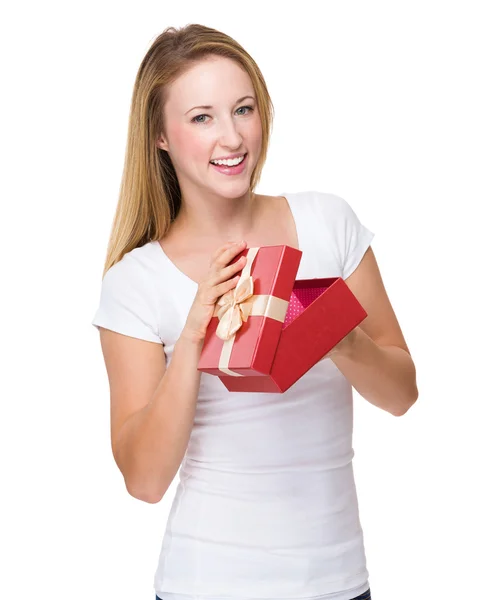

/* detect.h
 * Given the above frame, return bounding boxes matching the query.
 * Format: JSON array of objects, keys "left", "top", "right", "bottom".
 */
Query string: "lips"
[{"left": 209, "top": 153, "right": 248, "bottom": 175}]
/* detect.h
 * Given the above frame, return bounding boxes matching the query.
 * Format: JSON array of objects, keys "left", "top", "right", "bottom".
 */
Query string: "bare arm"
[
  {"left": 99, "top": 240, "right": 248, "bottom": 503},
  {"left": 108, "top": 329, "right": 204, "bottom": 504},
  {"left": 325, "top": 246, "right": 418, "bottom": 416}
]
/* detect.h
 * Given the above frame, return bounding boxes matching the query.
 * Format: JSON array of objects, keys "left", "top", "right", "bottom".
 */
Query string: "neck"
[{"left": 172, "top": 189, "right": 259, "bottom": 243}]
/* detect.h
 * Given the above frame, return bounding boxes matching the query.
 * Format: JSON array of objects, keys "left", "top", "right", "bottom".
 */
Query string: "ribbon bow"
[{"left": 215, "top": 274, "right": 255, "bottom": 341}]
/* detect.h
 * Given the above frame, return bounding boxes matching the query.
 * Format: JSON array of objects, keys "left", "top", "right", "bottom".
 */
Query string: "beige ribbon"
[{"left": 215, "top": 247, "right": 290, "bottom": 376}]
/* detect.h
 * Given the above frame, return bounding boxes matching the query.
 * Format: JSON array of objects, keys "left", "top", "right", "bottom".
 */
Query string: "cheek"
[
  {"left": 248, "top": 121, "right": 263, "bottom": 153},
  {"left": 169, "top": 122, "right": 210, "bottom": 162},
  {"left": 246, "top": 115, "right": 262, "bottom": 143}
]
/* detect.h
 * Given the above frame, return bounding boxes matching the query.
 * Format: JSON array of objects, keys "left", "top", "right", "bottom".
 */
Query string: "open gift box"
[{"left": 197, "top": 245, "right": 367, "bottom": 393}]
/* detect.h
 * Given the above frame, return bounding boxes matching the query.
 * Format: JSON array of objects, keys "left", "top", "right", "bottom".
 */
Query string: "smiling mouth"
[{"left": 209, "top": 153, "right": 247, "bottom": 166}]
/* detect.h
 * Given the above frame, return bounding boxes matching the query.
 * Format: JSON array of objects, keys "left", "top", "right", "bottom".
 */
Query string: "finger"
[
  {"left": 209, "top": 241, "right": 241, "bottom": 268},
  {"left": 210, "top": 255, "right": 246, "bottom": 286},
  {"left": 200, "top": 274, "right": 240, "bottom": 305},
  {"left": 211, "top": 241, "right": 247, "bottom": 269},
  {"left": 213, "top": 274, "right": 241, "bottom": 299}
]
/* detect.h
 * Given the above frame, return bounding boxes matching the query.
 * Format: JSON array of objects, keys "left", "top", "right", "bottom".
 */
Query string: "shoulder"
[
  {"left": 100, "top": 242, "right": 164, "bottom": 309},
  {"left": 284, "top": 189, "right": 352, "bottom": 212},
  {"left": 309, "top": 189, "right": 354, "bottom": 213},
  {"left": 287, "top": 189, "right": 374, "bottom": 275},
  {"left": 93, "top": 242, "right": 163, "bottom": 343},
  {"left": 285, "top": 189, "right": 361, "bottom": 229},
  {"left": 104, "top": 241, "right": 161, "bottom": 284}
]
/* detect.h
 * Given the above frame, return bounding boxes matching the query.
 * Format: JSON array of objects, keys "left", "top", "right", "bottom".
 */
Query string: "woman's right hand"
[{"left": 181, "top": 240, "right": 248, "bottom": 343}]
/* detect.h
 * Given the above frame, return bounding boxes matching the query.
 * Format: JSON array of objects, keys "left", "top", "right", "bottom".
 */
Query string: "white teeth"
[{"left": 210, "top": 154, "right": 245, "bottom": 167}]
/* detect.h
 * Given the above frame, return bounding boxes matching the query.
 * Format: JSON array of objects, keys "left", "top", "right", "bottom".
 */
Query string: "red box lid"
[{"left": 218, "top": 276, "right": 368, "bottom": 393}]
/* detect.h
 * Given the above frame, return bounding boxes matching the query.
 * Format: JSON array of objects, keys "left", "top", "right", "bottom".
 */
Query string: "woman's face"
[{"left": 157, "top": 56, "right": 262, "bottom": 199}]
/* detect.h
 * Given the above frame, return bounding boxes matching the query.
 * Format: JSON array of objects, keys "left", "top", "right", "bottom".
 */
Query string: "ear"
[{"left": 156, "top": 133, "right": 169, "bottom": 152}]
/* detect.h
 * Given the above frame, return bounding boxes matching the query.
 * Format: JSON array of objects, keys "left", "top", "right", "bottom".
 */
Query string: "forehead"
[{"left": 166, "top": 57, "right": 254, "bottom": 108}]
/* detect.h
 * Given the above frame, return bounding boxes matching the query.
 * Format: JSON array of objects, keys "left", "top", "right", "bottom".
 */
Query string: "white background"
[{"left": 2, "top": 1, "right": 499, "bottom": 599}]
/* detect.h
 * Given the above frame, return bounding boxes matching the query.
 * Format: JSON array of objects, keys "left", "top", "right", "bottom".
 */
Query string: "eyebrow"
[{"left": 185, "top": 95, "right": 255, "bottom": 116}]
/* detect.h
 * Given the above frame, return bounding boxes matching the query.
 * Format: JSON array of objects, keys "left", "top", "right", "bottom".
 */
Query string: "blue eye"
[{"left": 191, "top": 105, "right": 254, "bottom": 124}]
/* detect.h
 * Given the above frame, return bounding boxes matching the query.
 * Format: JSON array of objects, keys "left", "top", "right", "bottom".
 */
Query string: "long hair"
[{"left": 100, "top": 24, "right": 274, "bottom": 277}]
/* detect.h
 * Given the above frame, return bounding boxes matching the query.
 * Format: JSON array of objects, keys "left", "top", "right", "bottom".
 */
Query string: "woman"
[{"left": 92, "top": 24, "right": 418, "bottom": 600}]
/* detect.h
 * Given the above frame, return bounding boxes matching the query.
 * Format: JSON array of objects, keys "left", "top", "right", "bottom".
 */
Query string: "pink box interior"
[{"left": 283, "top": 281, "right": 330, "bottom": 328}]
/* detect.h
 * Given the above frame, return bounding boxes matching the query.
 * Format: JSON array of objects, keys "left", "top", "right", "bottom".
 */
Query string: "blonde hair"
[{"left": 100, "top": 24, "right": 274, "bottom": 277}]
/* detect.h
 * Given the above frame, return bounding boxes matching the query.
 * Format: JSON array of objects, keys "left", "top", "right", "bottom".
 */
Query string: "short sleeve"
[
  {"left": 91, "top": 256, "right": 163, "bottom": 344},
  {"left": 336, "top": 196, "right": 375, "bottom": 279}
]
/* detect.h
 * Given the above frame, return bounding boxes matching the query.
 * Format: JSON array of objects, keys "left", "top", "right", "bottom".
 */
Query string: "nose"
[{"left": 217, "top": 115, "right": 244, "bottom": 149}]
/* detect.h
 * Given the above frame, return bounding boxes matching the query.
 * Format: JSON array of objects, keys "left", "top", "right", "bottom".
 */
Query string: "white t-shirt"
[{"left": 91, "top": 190, "right": 375, "bottom": 600}]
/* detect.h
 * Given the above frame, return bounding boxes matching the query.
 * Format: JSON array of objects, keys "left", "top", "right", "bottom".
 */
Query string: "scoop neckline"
[{"left": 152, "top": 191, "right": 301, "bottom": 287}]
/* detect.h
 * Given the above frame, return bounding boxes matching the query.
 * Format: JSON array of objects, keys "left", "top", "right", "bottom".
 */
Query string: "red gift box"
[
  {"left": 198, "top": 245, "right": 301, "bottom": 377},
  {"left": 197, "top": 245, "right": 368, "bottom": 393}
]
